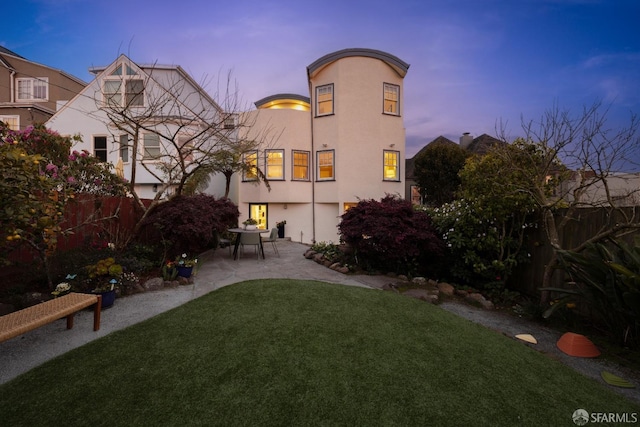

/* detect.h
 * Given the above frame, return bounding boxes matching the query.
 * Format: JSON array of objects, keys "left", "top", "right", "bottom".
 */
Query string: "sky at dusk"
[{"left": 2, "top": 0, "right": 639, "bottom": 157}]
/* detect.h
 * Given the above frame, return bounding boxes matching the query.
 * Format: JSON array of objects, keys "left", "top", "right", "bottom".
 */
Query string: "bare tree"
[
  {"left": 496, "top": 101, "right": 640, "bottom": 301},
  {"left": 87, "top": 58, "right": 277, "bottom": 240}
]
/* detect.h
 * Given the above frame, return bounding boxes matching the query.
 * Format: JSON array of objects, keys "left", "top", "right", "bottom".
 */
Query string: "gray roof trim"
[
  {"left": 307, "top": 48, "right": 409, "bottom": 78},
  {"left": 254, "top": 93, "right": 310, "bottom": 108}
]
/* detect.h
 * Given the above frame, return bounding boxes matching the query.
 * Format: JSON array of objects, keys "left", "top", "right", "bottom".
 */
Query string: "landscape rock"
[
  {"left": 402, "top": 288, "right": 439, "bottom": 304},
  {"left": 397, "top": 275, "right": 408, "bottom": 282},
  {"left": 313, "top": 253, "right": 324, "bottom": 263},
  {"left": 304, "top": 249, "right": 316, "bottom": 259},
  {"left": 466, "top": 292, "right": 494, "bottom": 310},
  {"left": 382, "top": 283, "right": 399, "bottom": 292},
  {"left": 329, "top": 262, "right": 341, "bottom": 271},
  {"left": 142, "top": 277, "right": 164, "bottom": 292},
  {"left": 337, "top": 266, "right": 350, "bottom": 274},
  {"left": 436, "top": 282, "right": 455, "bottom": 296},
  {"left": 412, "top": 277, "right": 427, "bottom": 285}
]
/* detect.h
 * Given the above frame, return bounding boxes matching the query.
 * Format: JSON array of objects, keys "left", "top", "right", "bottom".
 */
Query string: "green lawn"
[{"left": 1, "top": 279, "right": 638, "bottom": 426}]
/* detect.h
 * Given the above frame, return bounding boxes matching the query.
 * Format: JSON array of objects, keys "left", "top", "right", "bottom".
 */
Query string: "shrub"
[
  {"left": 142, "top": 194, "right": 239, "bottom": 256},
  {"left": 338, "top": 195, "right": 445, "bottom": 276}
]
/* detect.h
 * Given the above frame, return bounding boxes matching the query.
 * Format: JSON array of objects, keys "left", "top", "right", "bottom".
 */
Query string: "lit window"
[
  {"left": 243, "top": 150, "right": 258, "bottom": 181},
  {"left": 0, "top": 116, "right": 20, "bottom": 130},
  {"left": 292, "top": 150, "right": 310, "bottom": 181},
  {"left": 344, "top": 202, "right": 358, "bottom": 211},
  {"left": 119, "top": 134, "right": 129, "bottom": 162},
  {"left": 16, "top": 78, "right": 48, "bottom": 101},
  {"left": 317, "top": 150, "right": 334, "bottom": 181},
  {"left": 383, "top": 83, "right": 399, "bottom": 115},
  {"left": 94, "top": 136, "right": 107, "bottom": 162},
  {"left": 143, "top": 133, "right": 161, "bottom": 160},
  {"left": 266, "top": 149, "right": 284, "bottom": 180},
  {"left": 383, "top": 150, "right": 400, "bottom": 181},
  {"left": 316, "top": 84, "right": 333, "bottom": 116}
]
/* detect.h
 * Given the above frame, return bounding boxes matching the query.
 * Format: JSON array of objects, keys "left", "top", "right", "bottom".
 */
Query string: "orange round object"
[{"left": 557, "top": 332, "right": 601, "bottom": 357}]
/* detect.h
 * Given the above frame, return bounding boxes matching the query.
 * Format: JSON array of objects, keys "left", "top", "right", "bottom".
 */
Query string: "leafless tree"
[{"left": 496, "top": 101, "right": 640, "bottom": 301}]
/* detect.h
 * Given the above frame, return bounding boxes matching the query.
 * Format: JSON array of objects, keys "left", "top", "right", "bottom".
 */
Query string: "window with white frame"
[
  {"left": 119, "top": 134, "right": 129, "bottom": 162},
  {"left": 94, "top": 136, "right": 108, "bottom": 162},
  {"left": 102, "top": 63, "right": 144, "bottom": 107},
  {"left": 317, "top": 150, "right": 335, "bottom": 181},
  {"left": 383, "top": 150, "right": 400, "bottom": 181},
  {"left": 292, "top": 150, "right": 310, "bottom": 181},
  {"left": 0, "top": 115, "right": 20, "bottom": 130},
  {"left": 16, "top": 77, "right": 48, "bottom": 101},
  {"left": 383, "top": 83, "right": 399, "bottom": 115},
  {"left": 143, "top": 133, "right": 161, "bottom": 160},
  {"left": 316, "top": 84, "right": 334, "bottom": 116},
  {"left": 243, "top": 150, "right": 258, "bottom": 181},
  {"left": 266, "top": 149, "right": 284, "bottom": 180}
]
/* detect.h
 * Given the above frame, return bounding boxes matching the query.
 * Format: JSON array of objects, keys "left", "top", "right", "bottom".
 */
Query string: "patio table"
[{"left": 228, "top": 228, "right": 270, "bottom": 260}]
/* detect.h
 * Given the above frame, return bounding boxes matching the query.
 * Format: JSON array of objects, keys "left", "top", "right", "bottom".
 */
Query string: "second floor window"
[
  {"left": 103, "top": 63, "right": 144, "bottom": 108},
  {"left": 266, "top": 149, "right": 284, "bottom": 180},
  {"left": 143, "top": 133, "right": 161, "bottom": 160},
  {"left": 383, "top": 83, "right": 399, "bottom": 115},
  {"left": 316, "top": 84, "right": 333, "bottom": 116},
  {"left": 243, "top": 150, "right": 258, "bottom": 181},
  {"left": 317, "top": 150, "right": 335, "bottom": 181},
  {"left": 94, "top": 136, "right": 107, "bottom": 162},
  {"left": 383, "top": 150, "right": 400, "bottom": 181},
  {"left": 292, "top": 150, "right": 310, "bottom": 181},
  {"left": 17, "top": 77, "right": 48, "bottom": 101}
]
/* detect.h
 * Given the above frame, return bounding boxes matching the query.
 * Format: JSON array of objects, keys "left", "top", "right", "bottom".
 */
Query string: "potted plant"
[
  {"left": 243, "top": 218, "right": 258, "bottom": 230},
  {"left": 85, "top": 257, "right": 122, "bottom": 308},
  {"left": 276, "top": 220, "right": 286, "bottom": 238},
  {"left": 175, "top": 253, "right": 198, "bottom": 278}
]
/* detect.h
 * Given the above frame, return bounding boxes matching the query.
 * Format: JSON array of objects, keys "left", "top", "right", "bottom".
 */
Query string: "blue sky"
[{"left": 2, "top": 0, "right": 639, "bottom": 157}]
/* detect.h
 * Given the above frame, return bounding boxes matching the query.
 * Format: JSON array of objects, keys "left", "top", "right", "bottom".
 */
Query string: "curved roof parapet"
[
  {"left": 255, "top": 93, "right": 311, "bottom": 111},
  {"left": 307, "top": 48, "right": 410, "bottom": 79}
]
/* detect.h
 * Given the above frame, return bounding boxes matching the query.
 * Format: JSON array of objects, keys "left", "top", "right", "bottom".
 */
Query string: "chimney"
[{"left": 460, "top": 132, "right": 473, "bottom": 149}]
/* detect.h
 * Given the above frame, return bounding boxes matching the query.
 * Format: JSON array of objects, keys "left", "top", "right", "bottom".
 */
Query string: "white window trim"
[
  {"left": 383, "top": 83, "right": 400, "bottom": 116},
  {"left": 383, "top": 150, "right": 400, "bottom": 181},
  {"left": 93, "top": 135, "right": 108, "bottom": 163},
  {"left": 265, "top": 149, "right": 285, "bottom": 180},
  {"left": 292, "top": 150, "right": 310, "bottom": 181},
  {"left": 102, "top": 62, "right": 145, "bottom": 108},
  {"left": 16, "top": 77, "right": 49, "bottom": 101},
  {"left": 316, "top": 149, "right": 335, "bottom": 181},
  {"left": 315, "top": 84, "right": 334, "bottom": 117},
  {"left": 0, "top": 115, "right": 20, "bottom": 130},
  {"left": 142, "top": 133, "right": 161, "bottom": 161}
]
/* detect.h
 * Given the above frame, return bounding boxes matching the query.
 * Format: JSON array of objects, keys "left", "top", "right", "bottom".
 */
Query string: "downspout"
[
  {"left": 10, "top": 70, "right": 15, "bottom": 102},
  {"left": 307, "top": 72, "right": 316, "bottom": 244}
]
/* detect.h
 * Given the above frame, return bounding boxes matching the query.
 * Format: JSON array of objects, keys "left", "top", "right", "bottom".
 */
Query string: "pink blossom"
[
  {"left": 45, "top": 163, "right": 58, "bottom": 172},
  {"left": 68, "top": 153, "right": 77, "bottom": 161},
  {"left": 67, "top": 176, "right": 76, "bottom": 183}
]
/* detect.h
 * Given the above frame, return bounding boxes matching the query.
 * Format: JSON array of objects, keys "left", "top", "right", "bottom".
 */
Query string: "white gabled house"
[{"left": 47, "top": 54, "right": 232, "bottom": 200}]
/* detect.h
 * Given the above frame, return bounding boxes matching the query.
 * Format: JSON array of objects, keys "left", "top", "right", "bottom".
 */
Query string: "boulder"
[
  {"left": 304, "top": 249, "right": 316, "bottom": 259},
  {"left": 466, "top": 292, "right": 494, "bottom": 310},
  {"left": 436, "top": 282, "right": 455, "bottom": 296},
  {"left": 412, "top": 277, "right": 427, "bottom": 285},
  {"left": 142, "top": 277, "right": 164, "bottom": 292}
]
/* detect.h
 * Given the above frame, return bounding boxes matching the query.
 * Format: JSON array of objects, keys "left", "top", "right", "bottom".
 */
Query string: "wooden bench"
[{"left": 0, "top": 292, "right": 102, "bottom": 343}]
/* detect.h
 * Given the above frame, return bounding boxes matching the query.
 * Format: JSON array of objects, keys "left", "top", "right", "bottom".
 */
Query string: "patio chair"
[
  {"left": 262, "top": 228, "right": 280, "bottom": 256},
  {"left": 239, "top": 232, "right": 262, "bottom": 259}
]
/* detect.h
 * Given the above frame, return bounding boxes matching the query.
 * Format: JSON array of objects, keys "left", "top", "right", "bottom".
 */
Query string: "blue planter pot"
[
  {"left": 176, "top": 266, "right": 193, "bottom": 278},
  {"left": 94, "top": 289, "right": 116, "bottom": 308}
]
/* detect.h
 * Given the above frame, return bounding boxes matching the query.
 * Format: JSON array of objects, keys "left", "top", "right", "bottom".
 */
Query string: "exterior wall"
[{"left": 0, "top": 53, "right": 85, "bottom": 129}]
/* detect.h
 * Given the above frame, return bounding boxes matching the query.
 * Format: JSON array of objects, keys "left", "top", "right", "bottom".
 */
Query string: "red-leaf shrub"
[
  {"left": 338, "top": 195, "right": 445, "bottom": 276},
  {"left": 142, "top": 194, "right": 239, "bottom": 256}
]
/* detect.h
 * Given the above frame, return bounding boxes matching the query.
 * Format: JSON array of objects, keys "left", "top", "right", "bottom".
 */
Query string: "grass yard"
[{"left": 1, "top": 279, "right": 638, "bottom": 426}]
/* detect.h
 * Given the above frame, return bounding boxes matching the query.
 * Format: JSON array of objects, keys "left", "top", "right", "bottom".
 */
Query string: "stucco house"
[
  {"left": 237, "top": 48, "right": 410, "bottom": 244},
  {"left": 0, "top": 46, "right": 86, "bottom": 130},
  {"left": 46, "top": 54, "right": 231, "bottom": 199}
]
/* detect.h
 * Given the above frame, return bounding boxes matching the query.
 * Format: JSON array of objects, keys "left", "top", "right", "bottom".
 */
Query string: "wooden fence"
[
  {"left": 510, "top": 207, "right": 640, "bottom": 297},
  {"left": 6, "top": 195, "right": 151, "bottom": 264}
]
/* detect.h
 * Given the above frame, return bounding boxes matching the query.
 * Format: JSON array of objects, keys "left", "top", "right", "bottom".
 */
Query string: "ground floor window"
[
  {"left": 0, "top": 115, "right": 19, "bottom": 130},
  {"left": 94, "top": 135, "right": 107, "bottom": 162},
  {"left": 249, "top": 204, "right": 268, "bottom": 229}
]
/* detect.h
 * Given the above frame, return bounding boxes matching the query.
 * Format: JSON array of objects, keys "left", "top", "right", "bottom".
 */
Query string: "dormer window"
[
  {"left": 16, "top": 77, "right": 48, "bottom": 101},
  {"left": 102, "top": 63, "right": 144, "bottom": 108}
]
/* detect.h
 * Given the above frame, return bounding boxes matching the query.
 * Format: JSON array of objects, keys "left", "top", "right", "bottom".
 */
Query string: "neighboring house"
[
  {"left": 0, "top": 46, "right": 86, "bottom": 131},
  {"left": 237, "top": 48, "right": 409, "bottom": 244},
  {"left": 405, "top": 133, "right": 502, "bottom": 203},
  {"left": 46, "top": 54, "right": 230, "bottom": 199}
]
